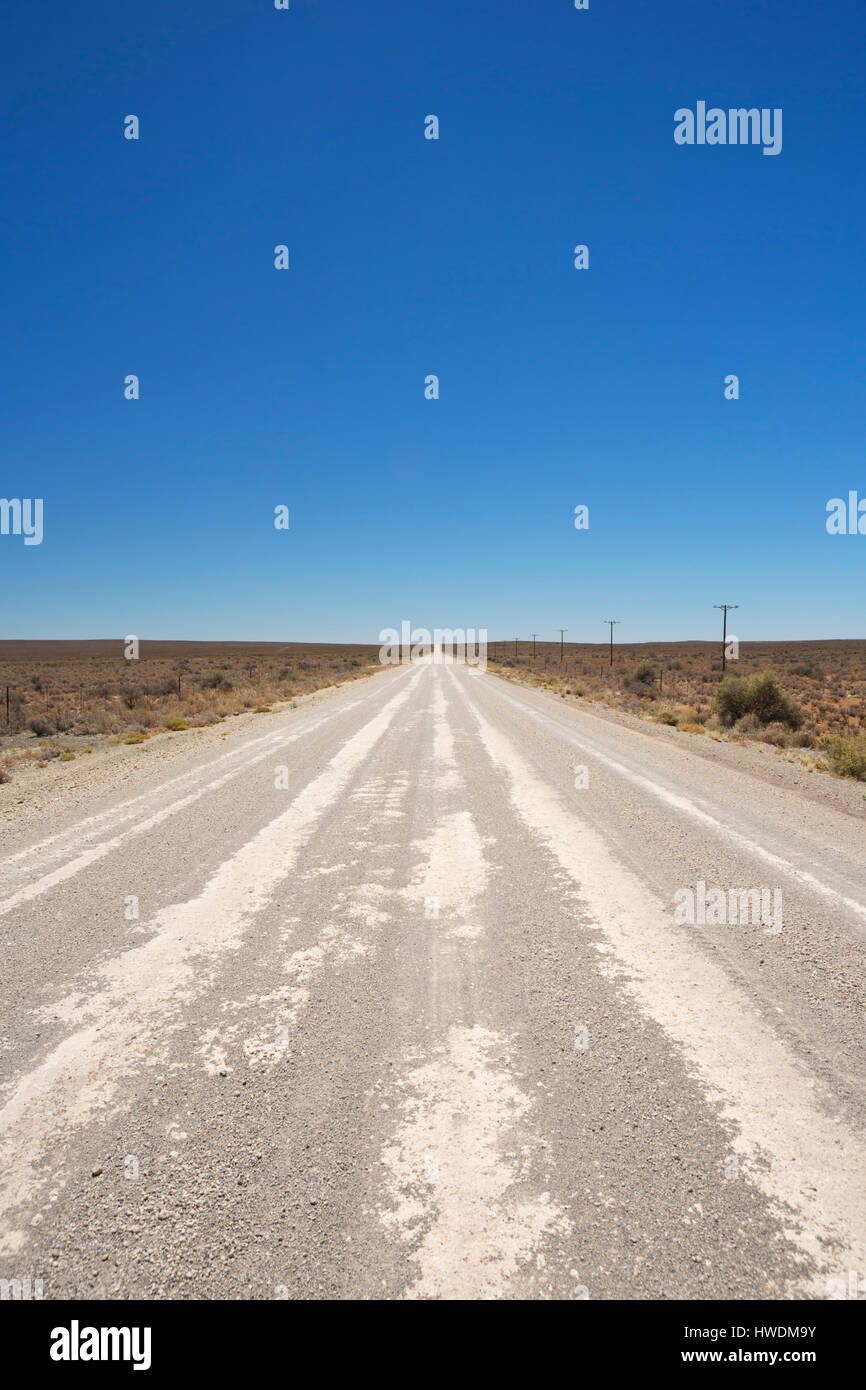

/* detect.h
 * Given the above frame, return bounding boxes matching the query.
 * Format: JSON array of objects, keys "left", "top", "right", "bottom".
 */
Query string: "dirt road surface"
[{"left": 2, "top": 659, "right": 864, "bottom": 1300}]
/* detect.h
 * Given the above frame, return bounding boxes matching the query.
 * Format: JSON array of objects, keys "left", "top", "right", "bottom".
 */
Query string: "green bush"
[
  {"left": 748, "top": 672, "right": 802, "bottom": 728},
  {"left": 713, "top": 672, "right": 802, "bottom": 730},
  {"left": 822, "top": 735, "right": 866, "bottom": 780},
  {"left": 714, "top": 678, "right": 750, "bottom": 726}
]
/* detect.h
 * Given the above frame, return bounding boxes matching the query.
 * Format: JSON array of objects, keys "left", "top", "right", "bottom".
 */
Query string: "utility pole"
[
  {"left": 514, "top": 637, "right": 518, "bottom": 659},
  {"left": 558, "top": 629, "right": 567, "bottom": 664},
  {"left": 531, "top": 634, "right": 537, "bottom": 662},
  {"left": 603, "top": 620, "right": 620, "bottom": 667},
  {"left": 713, "top": 604, "right": 738, "bottom": 673}
]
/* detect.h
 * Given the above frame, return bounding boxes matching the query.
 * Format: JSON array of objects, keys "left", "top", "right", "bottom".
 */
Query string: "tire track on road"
[
  {"left": 450, "top": 663, "right": 866, "bottom": 1296},
  {"left": 0, "top": 670, "right": 422, "bottom": 1254}
]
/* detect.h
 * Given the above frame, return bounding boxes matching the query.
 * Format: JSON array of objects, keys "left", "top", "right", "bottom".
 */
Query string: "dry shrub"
[
  {"left": 758, "top": 722, "right": 791, "bottom": 747},
  {"left": 653, "top": 706, "right": 679, "bottom": 725}
]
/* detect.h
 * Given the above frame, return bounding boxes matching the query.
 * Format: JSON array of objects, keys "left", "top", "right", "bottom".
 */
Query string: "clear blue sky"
[{"left": 2, "top": 0, "right": 864, "bottom": 643}]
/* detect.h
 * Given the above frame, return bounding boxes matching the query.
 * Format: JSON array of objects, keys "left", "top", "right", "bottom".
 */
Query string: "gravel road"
[{"left": 1, "top": 658, "right": 864, "bottom": 1300}]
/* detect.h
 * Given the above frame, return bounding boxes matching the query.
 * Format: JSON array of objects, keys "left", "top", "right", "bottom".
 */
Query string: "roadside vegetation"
[
  {"left": 488, "top": 639, "right": 866, "bottom": 782},
  {"left": 0, "top": 641, "right": 380, "bottom": 785},
  {"left": 822, "top": 734, "right": 866, "bottom": 781}
]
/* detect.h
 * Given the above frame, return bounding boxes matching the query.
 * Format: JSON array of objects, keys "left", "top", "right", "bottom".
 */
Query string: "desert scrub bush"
[
  {"left": 758, "top": 722, "right": 791, "bottom": 747},
  {"left": 653, "top": 706, "right": 679, "bottom": 725},
  {"left": 748, "top": 671, "right": 802, "bottom": 728},
  {"left": 624, "top": 663, "right": 657, "bottom": 697},
  {"left": 253, "top": 705, "right": 271, "bottom": 714},
  {"left": 83, "top": 709, "right": 119, "bottom": 735},
  {"left": 713, "top": 678, "right": 749, "bottom": 726},
  {"left": 147, "top": 677, "right": 179, "bottom": 698},
  {"left": 734, "top": 712, "right": 761, "bottom": 736},
  {"left": 164, "top": 718, "right": 189, "bottom": 732},
  {"left": 124, "top": 732, "right": 148, "bottom": 744},
  {"left": 714, "top": 672, "right": 802, "bottom": 730},
  {"left": 822, "top": 734, "right": 866, "bottom": 780},
  {"left": 27, "top": 716, "right": 56, "bottom": 737},
  {"left": 677, "top": 722, "right": 706, "bottom": 735},
  {"left": 58, "top": 750, "right": 76, "bottom": 761},
  {"left": 630, "top": 662, "right": 656, "bottom": 685}
]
